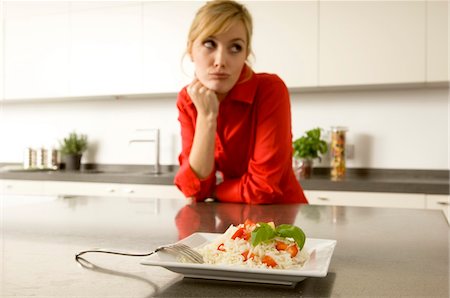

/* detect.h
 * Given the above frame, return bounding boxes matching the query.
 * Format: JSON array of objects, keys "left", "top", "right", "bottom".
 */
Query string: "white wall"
[{"left": 0, "top": 86, "right": 448, "bottom": 170}]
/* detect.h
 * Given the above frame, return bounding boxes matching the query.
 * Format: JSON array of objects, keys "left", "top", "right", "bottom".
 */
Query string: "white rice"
[{"left": 195, "top": 224, "right": 309, "bottom": 269}]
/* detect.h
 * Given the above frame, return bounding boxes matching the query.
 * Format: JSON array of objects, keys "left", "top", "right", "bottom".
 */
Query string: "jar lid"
[{"left": 331, "top": 126, "right": 348, "bottom": 132}]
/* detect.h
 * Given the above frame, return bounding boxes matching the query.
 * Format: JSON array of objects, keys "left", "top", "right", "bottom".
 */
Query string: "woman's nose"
[{"left": 213, "top": 48, "right": 226, "bottom": 68}]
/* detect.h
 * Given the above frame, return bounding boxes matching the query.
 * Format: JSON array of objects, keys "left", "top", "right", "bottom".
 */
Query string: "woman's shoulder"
[
  {"left": 254, "top": 72, "right": 287, "bottom": 88},
  {"left": 176, "top": 86, "right": 192, "bottom": 110}
]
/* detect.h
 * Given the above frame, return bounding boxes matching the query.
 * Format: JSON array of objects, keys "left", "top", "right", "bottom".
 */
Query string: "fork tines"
[{"left": 162, "top": 243, "right": 204, "bottom": 263}]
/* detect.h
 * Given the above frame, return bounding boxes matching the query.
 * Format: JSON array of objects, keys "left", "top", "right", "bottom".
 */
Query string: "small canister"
[
  {"left": 46, "top": 148, "right": 59, "bottom": 170},
  {"left": 330, "top": 127, "right": 348, "bottom": 180},
  {"left": 23, "top": 147, "right": 37, "bottom": 169},
  {"left": 36, "top": 147, "right": 48, "bottom": 169}
]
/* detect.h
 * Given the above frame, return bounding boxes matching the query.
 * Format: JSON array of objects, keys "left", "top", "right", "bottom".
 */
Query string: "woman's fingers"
[{"left": 187, "top": 81, "right": 219, "bottom": 118}]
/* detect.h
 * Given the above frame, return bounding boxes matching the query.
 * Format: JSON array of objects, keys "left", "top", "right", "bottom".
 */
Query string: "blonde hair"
[{"left": 187, "top": 0, "right": 253, "bottom": 59}]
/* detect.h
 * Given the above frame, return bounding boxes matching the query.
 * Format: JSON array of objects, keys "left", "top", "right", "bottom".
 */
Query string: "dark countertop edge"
[
  {"left": 0, "top": 164, "right": 449, "bottom": 195},
  {"left": 300, "top": 179, "right": 449, "bottom": 195}
]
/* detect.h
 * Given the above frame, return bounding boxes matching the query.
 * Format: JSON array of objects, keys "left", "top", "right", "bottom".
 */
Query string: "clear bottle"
[{"left": 330, "top": 127, "right": 347, "bottom": 180}]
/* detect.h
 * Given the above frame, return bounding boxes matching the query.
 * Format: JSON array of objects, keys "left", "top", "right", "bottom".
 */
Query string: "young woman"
[{"left": 174, "top": 0, "right": 307, "bottom": 204}]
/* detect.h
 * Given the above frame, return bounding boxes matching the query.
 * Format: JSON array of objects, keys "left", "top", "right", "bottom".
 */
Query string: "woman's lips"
[{"left": 209, "top": 73, "right": 230, "bottom": 80}]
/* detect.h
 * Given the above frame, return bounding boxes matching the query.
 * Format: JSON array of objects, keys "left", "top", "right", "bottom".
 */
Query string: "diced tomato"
[
  {"left": 262, "top": 255, "right": 277, "bottom": 268},
  {"left": 275, "top": 241, "right": 288, "bottom": 251},
  {"left": 286, "top": 244, "right": 299, "bottom": 257},
  {"left": 231, "top": 227, "right": 249, "bottom": 240},
  {"left": 217, "top": 243, "right": 226, "bottom": 251},
  {"left": 244, "top": 219, "right": 256, "bottom": 230},
  {"left": 241, "top": 250, "right": 255, "bottom": 261}
]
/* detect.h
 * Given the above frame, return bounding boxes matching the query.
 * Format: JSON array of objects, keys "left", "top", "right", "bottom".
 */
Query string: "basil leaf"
[
  {"left": 250, "top": 222, "right": 276, "bottom": 247},
  {"left": 275, "top": 224, "right": 306, "bottom": 250}
]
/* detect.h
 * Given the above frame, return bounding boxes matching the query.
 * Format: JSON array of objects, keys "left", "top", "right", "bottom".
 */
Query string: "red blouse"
[{"left": 174, "top": 66, "right": 307, "bottom": 204}]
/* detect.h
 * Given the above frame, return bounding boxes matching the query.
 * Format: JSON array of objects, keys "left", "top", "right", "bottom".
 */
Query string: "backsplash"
[{"left": 0, "top": 86, "right": 448, "bottom": 170}]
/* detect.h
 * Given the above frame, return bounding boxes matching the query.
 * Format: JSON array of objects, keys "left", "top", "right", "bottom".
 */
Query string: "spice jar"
[
  {"left": 46, "top": 148, "right": 59, "bottom": 170},
  {"left": 330, "top": 127, "right": 347, "bottom": 180},
  {"left": 36, "top": 147, "right": 48, "bottom": 169},
  {"left": 23, "top": 148, "right": 37, "bottom": 169}
]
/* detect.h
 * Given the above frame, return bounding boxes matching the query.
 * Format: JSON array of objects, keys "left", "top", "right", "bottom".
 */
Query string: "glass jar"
[
  {"left": 330, "top": 127, "right": 347, "bottom": 180},
  {"left": 23, "top": 148, "right": 36, "bottom": 169}
]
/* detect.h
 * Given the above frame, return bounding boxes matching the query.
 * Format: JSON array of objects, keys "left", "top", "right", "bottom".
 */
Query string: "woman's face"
[{"left": 190, "top": 21, "right": 248, "bottom": 98}]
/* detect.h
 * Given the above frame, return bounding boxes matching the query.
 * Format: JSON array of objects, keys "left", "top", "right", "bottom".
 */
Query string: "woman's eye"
[
  {"left": 230, "top": 44, "right": 243, "bottom": 53},
  {"left": 203, "top": 40, "right": 216, "bottom": 49}
]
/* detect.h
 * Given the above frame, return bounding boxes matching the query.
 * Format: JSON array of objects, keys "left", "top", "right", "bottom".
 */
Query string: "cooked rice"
[{"left": 194, "top": 224, "right": 309, "bottom": 269}]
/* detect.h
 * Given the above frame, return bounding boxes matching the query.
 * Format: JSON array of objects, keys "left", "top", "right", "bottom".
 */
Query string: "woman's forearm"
[{"left": 188, "top": 114, "right": 217, "bottom": 178}]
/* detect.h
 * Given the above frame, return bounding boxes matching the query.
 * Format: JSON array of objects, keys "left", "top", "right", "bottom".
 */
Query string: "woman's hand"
[{"left": 187, "top": 79, "right": 219, "bottom": 120}]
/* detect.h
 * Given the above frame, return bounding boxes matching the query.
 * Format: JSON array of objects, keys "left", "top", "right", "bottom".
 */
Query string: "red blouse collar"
[{"left": 224, "top": 64, "right": 257, "bottom": 104}]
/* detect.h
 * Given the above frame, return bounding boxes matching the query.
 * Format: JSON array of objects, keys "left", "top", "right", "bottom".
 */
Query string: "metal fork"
[
  {"left": 156, "top": 243, "right": 204, "bottom": 263},
  {"left": 75, "top": 243, "right": 204, "bottom": 264}
]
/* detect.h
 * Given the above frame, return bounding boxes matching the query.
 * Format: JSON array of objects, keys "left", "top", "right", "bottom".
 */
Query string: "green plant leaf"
[
  {"left": 292, "top": 127, "right": 328, "bottom": 160},
  {"left": 275, "top": 224, "right": 306, "bottom": 250},
  {"left": 59, "top": 131, "right": 88, "bottom": 155},
  {"left": 250, "top": 222, "right": 276, "bottom": 247}
]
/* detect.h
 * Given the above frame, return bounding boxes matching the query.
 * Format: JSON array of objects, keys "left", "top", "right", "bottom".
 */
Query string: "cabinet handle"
[
  {"left": 318, "top": 197, "right": 330, "bottom": 201},
  {"left": 437, "top": 201, "right": 449, "bottom": 206},
  {"left": 123, "top": 188, "right": 135, "bottom": 194},
  {"left": 6, "top": 184, "right": 12, "bottom": 189},
  {"left": 107, "top": 188, "right": 116, "bottom": 193}
]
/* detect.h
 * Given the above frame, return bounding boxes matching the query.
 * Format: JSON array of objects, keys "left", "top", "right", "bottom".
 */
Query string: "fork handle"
[{"left": 75, "top": 248, "right": 156, "bottom": 260}]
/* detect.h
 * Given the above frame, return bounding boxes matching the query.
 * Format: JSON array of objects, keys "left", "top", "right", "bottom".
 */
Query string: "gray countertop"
[
  {"left": 1, "top": 195, "right": 448, "bottom": 297},
  {"left": 1, "top": 164, "right": 448, "bottom": 194}
]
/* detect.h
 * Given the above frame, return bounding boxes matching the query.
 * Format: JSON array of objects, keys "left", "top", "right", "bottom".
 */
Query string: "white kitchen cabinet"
[
  {"left": 245, "top": 1, "right": 319, "bottom": 88},
  {"left": 305, "top": 190, "right": 426, "bottom": 209},
  {"left": 142, "top": 2, "right": 202, "bottom": 93},
  {"left": 426, "top": 194, "right": 450, "bottom": 223},
  {"left": 44, "top": 181, "right": 184, "bottom": 199},
  {"left": 3, "top": 2, "right": 70, "bottom": 100},
  {"left": 0, "top": 179, "right": 45, "bottom": 196},
  {"left": 319, "top": 1, "right": 426, "bottom": 86},
  {"left": 69, "top": 2, "right": 142, "bottom": 96},
  {"left": 0, "top": 179, "right": 184, "bottom": 200},
  {"left": 0, "top": 1, "right": 4, "bottom": 100},
  {"left": 426, "top": 0, "right": 449, "bottom": 82}
]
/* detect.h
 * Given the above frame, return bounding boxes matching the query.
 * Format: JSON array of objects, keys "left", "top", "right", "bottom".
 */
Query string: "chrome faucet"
[{"left": 129, "top": 128, "right": 160, "bottom": 174}]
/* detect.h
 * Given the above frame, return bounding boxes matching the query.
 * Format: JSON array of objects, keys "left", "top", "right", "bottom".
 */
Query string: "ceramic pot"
[
  {"left": 293, "top": 158, "right": 313, "bottom": 179},
  {"left": 62, "top": 154, "right": 82, "bottom": 171}
]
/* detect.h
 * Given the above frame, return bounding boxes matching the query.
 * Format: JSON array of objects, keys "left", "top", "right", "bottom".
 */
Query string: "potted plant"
[
  {"left": 59, "top": 131, "right": 88, "bottom": 171},
  {"left": 292, "top": 128, "right": 328, "bottom": 179}
]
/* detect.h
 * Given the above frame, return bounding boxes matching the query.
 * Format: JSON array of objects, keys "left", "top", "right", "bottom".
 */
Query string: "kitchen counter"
[
  {"left": 1, "top": 195, "right": 448, "bottom": 297},
  {"left": 1, "top": 164, "right": 448, "bottom": 194}
]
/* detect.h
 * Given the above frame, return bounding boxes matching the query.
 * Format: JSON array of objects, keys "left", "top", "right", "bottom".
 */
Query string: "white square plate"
[{"left": 141, "top": 233, "right": 337, "bottom": 286}]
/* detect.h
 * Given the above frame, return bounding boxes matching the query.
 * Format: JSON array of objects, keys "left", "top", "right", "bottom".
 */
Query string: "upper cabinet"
[
  {"left": 2, "top": 1, "right": 448, "bottom": 101},
  {"left": 142, "top": 2, "right": 202, "bottom": 93},
  {"left": 0, "top": 1, "right": 4, "bottom": 100},
  {"left": 70, "top": 2, "right": 142, "bottom": 96},
  {"left": 4, "top": 2, "right": 70, "bottom": 100},
  {"left": 245, "top": 1, "right": 318, "bottom": 87},
  {"left": 319, "top": 1, "right": 426, "bottom": 86},
  {"left": 427, "top": 0, "right": 449, "bottom": 82}
]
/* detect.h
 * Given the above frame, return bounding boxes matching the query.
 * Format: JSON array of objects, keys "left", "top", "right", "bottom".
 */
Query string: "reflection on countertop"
[{"left": 2, "top": 195, "right": 448, "bottom": 297}]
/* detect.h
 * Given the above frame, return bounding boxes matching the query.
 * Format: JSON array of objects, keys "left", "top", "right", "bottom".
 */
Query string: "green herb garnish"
[{"left": 250, "top": 222, "right": 306, "bottom": 250}]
